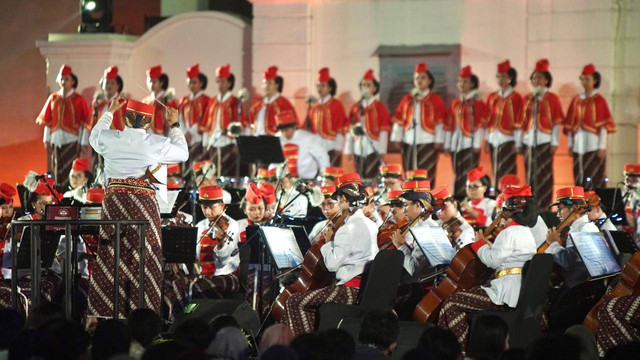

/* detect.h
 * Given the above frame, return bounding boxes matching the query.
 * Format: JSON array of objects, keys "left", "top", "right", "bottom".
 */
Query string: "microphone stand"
[{"left": 411, "top": 95, "right": 418, "bottom": 170}]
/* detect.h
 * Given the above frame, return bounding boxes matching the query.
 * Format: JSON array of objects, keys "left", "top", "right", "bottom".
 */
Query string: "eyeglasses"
[{"left": 466, "top": 184, "right": 483, "bottom": 190}]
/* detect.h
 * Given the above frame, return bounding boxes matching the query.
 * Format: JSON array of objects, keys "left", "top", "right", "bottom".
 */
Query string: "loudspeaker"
[{"left": 169, "top": 299, "right": 260, "bottom": 337}]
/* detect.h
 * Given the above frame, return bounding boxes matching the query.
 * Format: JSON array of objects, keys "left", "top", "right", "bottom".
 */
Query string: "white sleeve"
[
  {"left": 435, "top": 123, "right": 444, "bottom": 144},
  {"left": 476, "top": 231, "right": 514, "bottom": 269},
  {"left": 89, "top": 111, "right": 114, "bottom": 155},
  {"left": 213, "top": 221, "right": 239, "bottom": 259},
  {"left": 598, "top": 127, "right": 607, "bottom": 150},
  {"left": 43, "top": 126, "right": 51, "bottom": 143},
  {"left": 473, "top": 128, "right": 483, "bottom": 149},
  {"left": 159, "top": 127, "right": 189, "bottom": 163},
  {"left": 335, "top": 132, "right": 344, "bottom": 150},
  {"left": 551, "top": 125, "right": 560, "bottom": 147},
  {"left": 343, "top": 133, "right": 353, "bottom": 155},
  {"left": 378, "top": 130, "right": 388, "bottom": 154},
  {"left": 444, "top": 129, "right": 452, "bottom": 150},
  {"left": 320, "top": 227, "right": 352, "bottom": 272},
  {"left": 390, "top": 123, "right": 404, "bottom": 143}
]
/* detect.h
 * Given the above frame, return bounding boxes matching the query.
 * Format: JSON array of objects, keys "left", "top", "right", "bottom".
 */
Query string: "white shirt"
[
  {"left": 89, "top": 111, "right": 189, "bottom": 202},
  {"left": 344, "top": 97, "right": 388, "bottom": 157},
  {"left": 179, "top": 90, "right": 204, "bottom": 146},
  {"left": 315, "top": 95, "right": 344, "bottom": 152},
  {"left": 447, "top": 93, "right": 484, "bottom": 152},
  {"left": 277, "top": 187, "right": 308, "bottom": 218},
  {"left": 195, "top": 214, "right": 240, "bottom": 276},
  {"left": 530, "top": 215, "right": 549, "bottom": 248},
  {"left": 320, "top": 209, "right": 379, "bottom": 285},
  {"left": 309, "top": 219, "right": 328, "bottom": 246},
  {"left": 398, "top": 217, "right": 436, "bottom": 279},
  {"left": 390, "top": 90, "right": 445, "bottom": 145},
  {"left": 487, "top": 87, "right": 516, "bottom": 147},
  {"left": 465, "top": 197, "right": 496, "bottom": 227},
  {"left": 43, "top": 89, "right": 90, "bottom": 147},
  {"left": 63, "top": 186, "right": 87, "bottom": 204},
  {"left": 205, "top": 91, "right": 235, "bottom": 148},
  {"left": 477, "top": 224, "right": 537, "bottom": 307},
  {"left": 253, "top": 93, "right": 280, "bottom": 136},
  {"left": 454, "top": 213, "right": 475, "bottom": 249},
  {"left": 568, "top": 90, "right": 608, "bottom": 155},
  {"left": 517, "top": 88, "right": 561, "bottom": 148},
  {"left": 279, "top": 129, "right": 331, "bottom": 179}
]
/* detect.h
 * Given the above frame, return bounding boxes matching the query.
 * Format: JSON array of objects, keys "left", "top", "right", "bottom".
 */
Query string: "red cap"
[
  {"left": 535, "top": 59, "right": 549, "bottom": 73},
  {"left": 363, "top": 69, "right": 375, "bottom": 81},
  {"left": 34, "top": 178, "right": 58, "bottom": 198},
  {"left": 459, "top": 65, "right": 473, "bottom": 78},
  {"left": 167, "top": 164, "right": 181, "bottom": 175},
  {"left": 584, "top": 190, "right": 596, "bottom": 198},
  {"left": 86, "top": 188, "right": 105, "bottom": 203},
  {"left": 193, "top": 160, "right": 212, "bottom": 174},
  {"left": 72, "top": 158, "right": 89, "bottom": 172},
  {"left": 286, "top": 158, "right": 299, "bottom": 178},
  {"left": 59, "top": 65, "right": 72, "bottom": 77},
  {"left": 380, "top": 164, "right": 403, "bottom": 177},
  {"left": 388, "top": 190, "right": 403, "bottom": 201},
  {"left": 186, "top": 64, "right": 200, "bottom": 79},
  {"left": 216, "top": 64, "right": 231, "bottom": 79},
  {"left": 257, "top": 168, "right": 269, "bottom": 179},
  {"left": 336, "top": 173, "right": 362, "bottom": 188},
  {"left": 245, "top": 183, "right": 264, "bottom": 205},
  {"left": 406, "top": 169, "right": 428, "bottom": 180},
  {"left": 497, "top": 60, "right": 511, "bottom": 74},
  {"left": 276, "top": 111, "right": 297, "bottom": 127},
  {"left": 318, "top": 67, "right": 331, "bottom": 82},
  {"left": 199, "top": 186, "right": 224, "bottom": 201},
  {"left": 556, "top": 186, "right": 585, "bottom": 201},
  {"left": 582, "top": 64, "right": 596, "bottom": 76},
  {"left": 624, "top": 164, "right": 640, "bottom": 176},
  {"left": 0, "top": 183, "right": 17, "bottom": 204},
  {"left": 322, "top": 167, "right": 344, "bottom": 179},
  {"left": 467, "top": 166, "right": 486, "bottom": 182},
  {"left": 259, "top": 183, "right": 276, "bottom": 205},
  {"left": 502, "top": 185, "right": 532, "bottom": 199},
  {"left": 402, "top": 180, "right": 430, "bottom": 193},
  {"left": 263, "top": 66, "right": 279, "bottom": 81},
  {"left": 126, "top": 99, "right": 154, "bottom": 118},
  {"left": 147, "top": 65, "right": 162, "bottom": 79},
  {"left": 321, "top": 185, "right": 336, "bottom": 197},
  {"left": 104, "top": 65, "right": 118, "bottom": 80},
  {"left": 431, "top": 186, "right": 453, "bottom": 200},
  {"left": 415, "top": 62, "right": 428, "bottom": 74},
  {"left": 282, "top": 143, "right": 299, "bottom": 159},
  {"left": 498, "top": 174, "right": 519, "bottom": 191}
]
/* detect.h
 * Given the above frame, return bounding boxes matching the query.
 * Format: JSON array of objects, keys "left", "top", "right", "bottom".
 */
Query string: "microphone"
[
  {"left": 411, "top": 87, "right": 421, "bottom": 100},
  {"left": 35, "top": 172, "right": 54, "bottom": 180},
  {"left": 295, "top": 181, "right": 312, "bottom": 194},
  {"left": 306, "top": 95, "right": 317, "bottom": 105},
  {"left": 469, "top": 89, "right": 483, "bottom": 100}
]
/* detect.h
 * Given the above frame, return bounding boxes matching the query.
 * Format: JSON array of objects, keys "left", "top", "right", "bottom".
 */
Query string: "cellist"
[
  {"left": 308, "top": 185, "right": 340, "bottom": 245},
  {"left": 438, "top": 185, "right": 537, "bottom": 348},
  {"left": 282, "top": 173, "right": 378, "bottom": 336}
]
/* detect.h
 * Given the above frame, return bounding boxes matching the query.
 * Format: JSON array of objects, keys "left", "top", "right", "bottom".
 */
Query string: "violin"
[
  {"left": 271, "top": 210, "right": 350, "bottom": 321},
  {"left": 377, "top": 218, "right": 409, "bottom": 250},
  {"left": 442, "top": 217, "right": 463, "bottom": 250},
  {"left": 537, "top": 192, "right": 600, "bottom": 254},
  {"left": 192, "top": 213, "right": 234, "bottom": 275},
  {"left": 583, "top": 250, "right": 640, "bottom": 334}
]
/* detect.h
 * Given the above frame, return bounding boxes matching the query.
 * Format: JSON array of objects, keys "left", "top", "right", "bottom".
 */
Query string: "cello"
[
  {"left": 412, "top": 200, "right": 526, "bottom": 323},
  {"left": 270, "top": 209, "right": 349, "bottom": 321},
  {"left": 583, "top": 250, "right": 640, "bottom": 334}
]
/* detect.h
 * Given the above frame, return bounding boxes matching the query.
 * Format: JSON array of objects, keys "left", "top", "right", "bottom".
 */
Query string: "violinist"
[
  {"left": 460, "top": 166, "right": 496, "bottom": 228},
  {"left": 585, "top": 190, "right": 616, "bottom": 231},
  {"left": 321, "top": 167, "right": 343, "bottom": 187},
  {"left": 0, "top": 183, "right": 16, "bottom": 241},
  {"left": 623, "top": 164, "right": 640, "bottom": 242},
  {"left": 308, "top": 185, "right": 339, "bottom": 245},
  {"left": 259, "top": 182, "right": 277, "bottom": 221},
  {"left": 192, "top": 160, "right": 232, "bottom": 203},
  {"left": 438, "top": 185, "right": 537, "bottom": 348},
  {"left": 276, "top": 157, "right": 308, "bottom": 218},
  {"left": 432, "top": 186, "right": 474, "bottom": 249},
  {"left": 282, "top": 173, "right": 378, "bottom": 336},
  {"left": 190, "top": 185, "right": 241, "bottom": 299},
  {"left": 237, "top": 183, "right": 267, "bottom": 243},
  {"left": 362, "top": 187, "right": 384, "bottom": 227},
  {"left": 380, "top": 164, "right": 404, "bottom": 192}
]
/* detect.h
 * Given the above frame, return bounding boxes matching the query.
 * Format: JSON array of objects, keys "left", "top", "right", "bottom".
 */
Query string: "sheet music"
[
  {"left": 261, "top": 226, "right": 304, "bottom": 269},
  {"left": 157, "top": 190, "right": 180, "bottom": 214},
  {"left": 410, "top": 226, "right": 457, "bottom": 266},
  {"left": 569, "top": 232, "right": 621, "bottom": 278}
]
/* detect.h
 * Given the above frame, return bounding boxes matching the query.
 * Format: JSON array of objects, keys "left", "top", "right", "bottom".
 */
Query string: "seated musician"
[
  {"left": 585, "top": 190, "right": 616, "bottom": 231},
  {"left": 190, "top": 185, "right": 241, "bottom": 299},
  {"left": 259, "top": 182, "right": 277, "bottom": 220},
  {"left": 623, "top": 164, "right": 640, "bottom": 243},
  {"left": 164, "top": 163, "right": 193, "bottom": 226},
  {"left": 380, "top": 164, "right": 403, "bottom": 192},
  {"left": 390, "top": 180, "right": 437, "bottom": 281},
  {"left": 282, "top": 173, "right": 378, "bottom": 336},
  {"left": 192, "top": 160, "right": 232, "bottom": 204},
  {"left": 237, "top": 183, "right": 267, "bottom": 243},
  {"left": 308, "top": 185, "right": 339, "bottom": 245},
  {"left": 460, "top": 166, "right": 496, "bottom": 228},
  {"left": 321, "top": 167, "right": 343, "bottom": 187},
  {"left": 0, "top": 183, "right": 17, "bottom": 241},
  {"left": 256, "top": 168, "right": 278, "bottom": 187},
  {"left": 405, "top": 169, "right": 428, "bottom": 181},
  {"left": 595, "top": 294, "right": 640, "bottom": 356},
  {"left": 432, "top": 185, "right": 474, "bottom": 249},
  {"left": 438, "top": 185, "right": 537, "bottom": 348},
  {"left": 276, "top": 159, "right": 308, "bottom": 218},
  {"left": 362, "top": 187, "right": 384, "bottom": 227},
  {"left": 63, "top": 158, "right": 93, "bottom": 203}
]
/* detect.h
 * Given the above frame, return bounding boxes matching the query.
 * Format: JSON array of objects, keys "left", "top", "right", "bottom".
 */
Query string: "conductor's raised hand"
[
  {"left": 109, "top": 95, "right": 127, "bottom": 113},
  {"left": 166, "top": 108, "right": 179, "bottom": 126}
]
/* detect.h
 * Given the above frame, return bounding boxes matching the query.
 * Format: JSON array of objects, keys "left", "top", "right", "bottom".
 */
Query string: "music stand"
[
  {"left": 603, "top": 230, "right": 638, "bottom": 256},
  {"left": 259, "top": 226, "right": 305, "bottom": 271},
  {"left": 161, "top": 226, "right": 198, "bottom": 264},
  {"left": 237, "top": 135, "right": 285, "bottom": 165},
  {"left": 160, "top": 189, "right": 185, "bottom": 219},
  {"left": 16, "top": 227, "right": 60, "bottom": 270},
  {"left": 569, "top": 232, "right": 621, "bottom": 281},
  {"left": 410, "top": 226, "right": 456, "bottom": 266}
]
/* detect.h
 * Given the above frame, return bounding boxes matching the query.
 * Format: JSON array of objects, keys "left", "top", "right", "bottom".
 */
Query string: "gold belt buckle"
[{"left": 494, "top": 267, "right": 523, "bottom": 278}]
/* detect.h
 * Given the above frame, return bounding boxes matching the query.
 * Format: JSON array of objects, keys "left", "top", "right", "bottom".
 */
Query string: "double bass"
[
  {"left": 270, "top": 209, "right": 349, "bottom": 321},
  {"left": 412, "top": 200, "right": 526, "bottom": 323}
]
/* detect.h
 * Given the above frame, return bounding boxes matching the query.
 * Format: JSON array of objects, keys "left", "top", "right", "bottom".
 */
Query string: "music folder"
[
  {"left": 16, "top": 226, "right": 61, "bottom": 270},
  {"left": 237, "top": 135, "right": 285, "bottom": 165},
  {"left": 410, "top": 226, "right": 457, "bottom": 266},
  {"left": 159, "top": 189, "right": 183, "bottom": 219},
  {"left": 569, "top": 232, "right": 622, "bottom": 280},
  {"left": 259, "top": 226, "right": 305, "bottom": 271}
]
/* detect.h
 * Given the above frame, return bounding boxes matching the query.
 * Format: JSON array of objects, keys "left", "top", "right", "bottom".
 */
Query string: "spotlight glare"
[{"left": 85, "top": 1, "right": 96, "bottom": 11}]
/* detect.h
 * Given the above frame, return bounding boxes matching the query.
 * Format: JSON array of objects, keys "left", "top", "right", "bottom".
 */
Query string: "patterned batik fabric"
[
  {"left": 49, "top": 142, "right": 78, "bottom": 188},
  {"left": 452, "top": 148, "right": 480, "bottom": 199},
  {"left": 524, "top": 143, "right": 554, "bottom": 209},
  {"left": 489, "top": 141, "right": 517, "bottom": 188},
  {"left": 190, "top": 273, "right": 241, "bottom": 300},
  {"left": 209, "top": 144, "right": 239, "bottom": 178},
  {"left": 596, "top": 295, "right": 640, "bottom": 357},
  {"left": 282, "top": 284, "right": 359, "bottom": 336},
  {"left": 402, "top": 143, "right": 439, "bottom": 186},
  {"left": 573, "top": 151, "right": 606, "bottom": 189}
]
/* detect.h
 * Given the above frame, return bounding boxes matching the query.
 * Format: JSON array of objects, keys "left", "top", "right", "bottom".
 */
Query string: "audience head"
[
  {"left": 319, "top": 329, "right": 355, "bottom": 360},
  {"left": 29, "top": 301, "right": 64, "bottom": 330},
  {"left": 290, "top": 333, "right": 330, "bottom": 360},
  {"left": 173, "top": 318, "right": 213, "bottom": 351},
  {"left": 142, "top": 340, "right": 189, "bottom": 360},
  {"left": 33, "top": 319, "right": 90, "bottom": 360},
  {"left": 466, "top": 315, "right": 510, "bottom": 360},
  {"left": 91, "top": 319, "right": 132, "bottom": 360},
  {"left": 259, "top": 323, "right": 295, "bottom": 353},
  {"left": 127, "top": 308, "right": 162, "bottom": 348},
  {"left": 205, "top": 326, "right": 248, "bottom": 360},
  {"left": 209, "top": 314, "right": 241, "bottom": 340},
  {"left": 417, "top": 327, "right": 461, "bottom": 360},
  {"left": 358, "top": 310, "right": 399, "bottom": 355}
]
